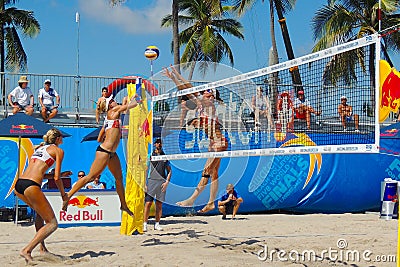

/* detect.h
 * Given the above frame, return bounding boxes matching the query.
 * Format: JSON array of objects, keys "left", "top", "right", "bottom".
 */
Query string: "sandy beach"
[{"left": 0, "top": 213, "right": 397, "bottom": 267}]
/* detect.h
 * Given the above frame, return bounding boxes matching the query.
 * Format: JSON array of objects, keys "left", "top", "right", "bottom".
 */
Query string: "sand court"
[{"left": 0, "top": 213, "right": 396, "bottom": 266}]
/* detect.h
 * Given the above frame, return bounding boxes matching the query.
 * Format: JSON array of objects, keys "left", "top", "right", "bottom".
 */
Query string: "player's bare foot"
[
  {"left": 197, "top": 203, "right": 215, "bottom": 213},
  {"left": 120, "top": 206, "right": 134, "bottom": 217},
  {"left": 20, "top": 250, "right": 33, "bottom": 265},
  {"left": 176, "top": 199, "right": 194, "bottom": 207}
]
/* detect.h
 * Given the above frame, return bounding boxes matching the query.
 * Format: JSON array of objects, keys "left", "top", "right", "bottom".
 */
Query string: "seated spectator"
[
  {"left": 293, "top": 90, "right": 321, "bottom": 130},
  {"left": 338, "top": 96, "right": 359, "bottom": 132},
  {"left": 72, "top": 170, "right": 87, "bottom": 188},
  {"left": 218, "top": 184, "right": 243, "bottom": 220},
  {"left": 251, "top": 86, "right": 273, "bottom": 131},
  {"left": 38, "top": 79, "right": 60, "bottom": 123},
  {"left": 86, "top": 175, "right": 105, "bottom": 189},
  {"left": 7, "top": 76, "right": 34, "bottom": 115},
  {"left": 96, "top": 87, "right": 109, "bottom": 124},
  {"left": 276, "top": 91, "right": 294, "bottom": 132}
]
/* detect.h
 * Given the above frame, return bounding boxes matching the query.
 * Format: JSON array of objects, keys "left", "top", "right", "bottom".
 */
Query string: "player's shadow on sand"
[
  {"left": 164, "top": 219, "right": 208, "bottom": 225},
  {"left": 142, "top": 230, "right": 205, "bottom": 247},
  {"left": 70, "top": 250, "right": 115, "bottom": 259}
]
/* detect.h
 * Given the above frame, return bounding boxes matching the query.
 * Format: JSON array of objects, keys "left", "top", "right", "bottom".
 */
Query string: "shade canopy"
[{"left": 0, "top": 113, "right": 71, "bottom": 138}]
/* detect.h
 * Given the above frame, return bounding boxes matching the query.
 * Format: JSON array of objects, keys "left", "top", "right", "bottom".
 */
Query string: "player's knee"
[{"left": 47, "top": 218, "right": 58, "bottom": 232}]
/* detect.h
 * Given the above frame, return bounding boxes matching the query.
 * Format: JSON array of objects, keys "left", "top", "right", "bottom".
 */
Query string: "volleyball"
[{"left": 144, "top": 46, "right": 159, "bottom": 61}]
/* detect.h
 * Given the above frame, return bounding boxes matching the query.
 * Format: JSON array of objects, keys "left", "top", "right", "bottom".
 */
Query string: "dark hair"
[
  {"left": 154, "top": 138, "right": 162, "bottom": 144},
  {"left": 215, "top": 89, "right": 223, "bottom": 102},
  {"left": 102, "top": 87, "right": 108, "bottom": 92}
]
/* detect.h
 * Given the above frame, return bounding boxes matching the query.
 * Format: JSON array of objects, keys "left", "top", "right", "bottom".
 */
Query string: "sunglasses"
[{"left": 78, "top": 174, "right": 85, "bottom": 177}]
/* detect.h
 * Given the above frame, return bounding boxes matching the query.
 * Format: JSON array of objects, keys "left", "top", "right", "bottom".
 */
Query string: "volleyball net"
[{"left": 151, "top": 34, "right": 380, "bottom": 160}]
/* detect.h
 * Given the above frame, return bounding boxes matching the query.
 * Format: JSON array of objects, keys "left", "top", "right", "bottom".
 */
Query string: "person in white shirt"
[
  {"left": 38, "top": 79, "right": 60, "bottom": 123},
  {"left": 86, "top": 175, "right": 105, "bottom": 190},
  {"left": 7, "top": 75, "right": 34, "bottom": 115}
]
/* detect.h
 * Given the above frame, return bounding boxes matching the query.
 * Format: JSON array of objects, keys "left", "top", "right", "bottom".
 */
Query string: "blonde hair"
[
  {"left": 35, "top": 129, "right": 62, "bottom": 150},
  {"left": 97, "top": 99, "right": 107, "bottom": 113}
]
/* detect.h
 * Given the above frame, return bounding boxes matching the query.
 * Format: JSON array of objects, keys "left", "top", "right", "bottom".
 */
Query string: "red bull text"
[{"left": 59, "top": 210, "right": 103, "bottom": 221}]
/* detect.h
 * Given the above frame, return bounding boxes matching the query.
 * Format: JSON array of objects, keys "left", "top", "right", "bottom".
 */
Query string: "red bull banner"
[
  {"left": 44, "top": 190, "right": 122, "bottom": 227},
  {"left": 380, "top": 60, "right": 400, "bottom": 123}
]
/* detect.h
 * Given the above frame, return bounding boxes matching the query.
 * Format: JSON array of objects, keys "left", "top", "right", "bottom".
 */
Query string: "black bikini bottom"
[
  {"left": 96, "top": 145, "right": 116, "bottom": 158},
  {"left": 15, "top": 179, "right": 41, "bottom": 195}
]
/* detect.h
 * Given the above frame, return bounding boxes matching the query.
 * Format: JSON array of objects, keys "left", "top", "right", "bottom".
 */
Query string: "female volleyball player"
[
  {"left": 14, "top": 128, "right": 67, "bottom": 264},
  {"left": 62, "top": 95, "right": 141, "bottom": 217},
  {"left": 163, "top": 65, "right": 228, "bottom": 213}
]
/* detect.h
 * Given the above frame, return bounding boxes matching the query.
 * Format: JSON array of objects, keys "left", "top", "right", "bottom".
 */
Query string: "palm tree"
[
  {"left": 161, "top": 0, "right": 244, "bottom": 79},
  {"left": 0, "top": 0, "right": 40, "bottom": 112},
  {"left": 0, "top": 0, "right": 40, "bottom": 72},
  {"left": 233, "top": 0, "right": 297, "bottom": 112},
  {"left": 312, "top": 0, "right": 400, "bottom": 103},
  {"left": 172, "top": 0, "right": 180, "bottom": 73}
]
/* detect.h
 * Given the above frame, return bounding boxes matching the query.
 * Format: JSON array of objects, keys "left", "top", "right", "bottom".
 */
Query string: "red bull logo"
[
  {"left": 60, "top": 195, "right": 103, "bottom": 222},
  {"left": 380, "top": 60, "right": 400, "bottom": 122},
  {"left": 67, "top": 195, "right": 99, "bottom": 208},
  {"left": 381, "top": 128, "right": 399, "bottom": 137},
  {"left": 12, "top": 124, "right": 34, "bottom": 130},
  {"left": 10, "top": 124, "right": 38, "bottom": 134}
]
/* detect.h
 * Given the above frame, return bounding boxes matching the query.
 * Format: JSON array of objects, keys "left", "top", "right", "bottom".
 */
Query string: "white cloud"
[{"left": 78, "top": 0, "right": 171, "bottom": 34}]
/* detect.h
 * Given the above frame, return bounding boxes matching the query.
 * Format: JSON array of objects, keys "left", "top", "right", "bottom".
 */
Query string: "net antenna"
[{"left": 152, "top": 34, "right": 380, "bottom": 161}]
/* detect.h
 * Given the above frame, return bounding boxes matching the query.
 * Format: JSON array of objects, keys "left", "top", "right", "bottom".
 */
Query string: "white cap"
[
  {"left": 105, "top": 95, "right": 114, "bottom": 111},
  {"left": 341, "top": 96, "right": 347, "bottom": 100},
  {"left": 44, "top": 79, "right": 51, "bottom": 84}
]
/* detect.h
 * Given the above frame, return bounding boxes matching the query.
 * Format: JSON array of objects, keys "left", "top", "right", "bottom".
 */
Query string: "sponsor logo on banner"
[
  {"left": 381, "top": 128, "right": 399, "bottom": 137},
  {"left": 10, "top": 124, "right": 38, "bottom": 134},
  {"left": 59, "top": 195, "right": 104, "bottom": 222}
]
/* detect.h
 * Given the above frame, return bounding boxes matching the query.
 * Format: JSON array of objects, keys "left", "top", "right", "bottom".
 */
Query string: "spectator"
[
  {"left": 218, "top": 184, "right": 243, "bottom": 220},
  {"left": 96, "top": 87, "right": 109, "bottom": 124},
  {"left": 143, "top": 138, "right": 172, "bottom": 231},
  {"left": 38, "top": 79, "right": 60, "bottom": 123},
  {"left": 72, "top": 170, "right": 86, "bottom": 188},
  {"left": 7, "top": 75, "right": 34, "bottom": 115},
  {"left": 293, "top": 90, "right": 321, "bottom": 130},
  {"left": 86, "top": 175, "right": 105, "bottom": 189},
  {"left": 338, "top": 96, "right": 359, "bottom": 132},
  {"left": 251, "top": 86, "right": 273, "bottom": 131}
]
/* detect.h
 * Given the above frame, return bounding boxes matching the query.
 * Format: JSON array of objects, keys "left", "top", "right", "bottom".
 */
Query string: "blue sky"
[{"left": 18, "top": 0, "right": 328, "bottom": 78}]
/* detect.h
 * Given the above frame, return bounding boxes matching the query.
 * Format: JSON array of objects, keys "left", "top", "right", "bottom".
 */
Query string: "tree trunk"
[
  {"left": 268, "top": 0, "right": 279, "bottom": 117},
  {"left": 274, "top": 0, "right": 303, "bottom": 93},
  {"left": 172, "top": 0, "right": 180, "bottom": 73},
  {"left": 1, "top": 0, "right": 5, "bottom": 116}
]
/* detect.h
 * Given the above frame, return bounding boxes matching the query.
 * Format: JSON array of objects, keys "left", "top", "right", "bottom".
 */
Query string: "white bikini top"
[
  {"left": 104, "top": 118, "right": 121, "bottom": 132},
  {"left": 31, "top": 145, "right": 55, "bottom": 167}
]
